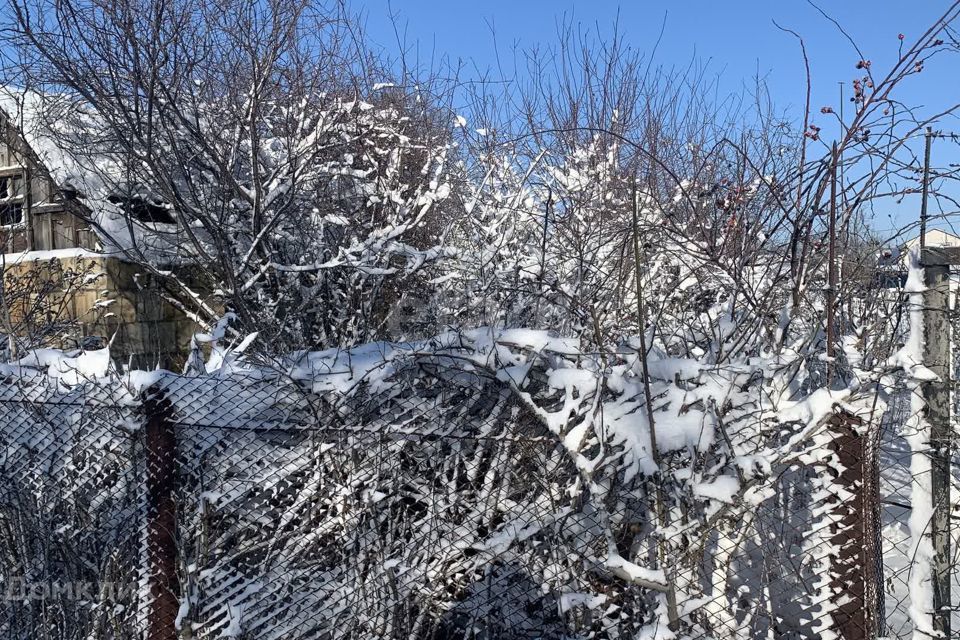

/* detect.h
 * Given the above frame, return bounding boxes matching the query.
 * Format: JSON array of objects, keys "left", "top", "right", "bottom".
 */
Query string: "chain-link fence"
[{"left": 0, "top": 343, "right": 940, "bottom": 639}]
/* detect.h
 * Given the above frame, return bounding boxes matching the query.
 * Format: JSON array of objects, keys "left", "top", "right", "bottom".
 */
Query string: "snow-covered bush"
[
  {"left": 0, "top": 321, "right": 902, "bottom": 638},
  {"left": 3, "top": 0, "right": 465, "bottom": 352}
]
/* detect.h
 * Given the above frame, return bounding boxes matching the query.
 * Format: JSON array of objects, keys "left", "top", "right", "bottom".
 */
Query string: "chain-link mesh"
[
  {"left": 0, "top": 352, "right": 936, "bottom": 639},
  {"left": 0, "top": 379, "right": 143, "bottom": 637},
  {"left": 168, "top": 376, "right": 603, "bottom": 639}
]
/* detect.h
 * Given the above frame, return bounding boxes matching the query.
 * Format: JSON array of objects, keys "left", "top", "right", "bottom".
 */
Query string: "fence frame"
[{"left": 144, "top": 384, "right": 179, "bottom": 640}]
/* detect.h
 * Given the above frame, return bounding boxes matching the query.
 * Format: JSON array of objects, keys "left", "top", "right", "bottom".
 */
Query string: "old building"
[{"left": 0, "top": 94, "right": 198, "bottom": 369}]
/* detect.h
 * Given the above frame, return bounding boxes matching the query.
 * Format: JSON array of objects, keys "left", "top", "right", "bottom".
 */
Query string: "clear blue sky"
[{"left": 353, "top": 0, "right": 960, "bottom": 236}]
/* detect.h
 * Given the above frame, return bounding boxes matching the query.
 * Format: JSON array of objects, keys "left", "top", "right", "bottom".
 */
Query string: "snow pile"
[{"left": 2, "top": 346, "right": 112, "bottom": 385}]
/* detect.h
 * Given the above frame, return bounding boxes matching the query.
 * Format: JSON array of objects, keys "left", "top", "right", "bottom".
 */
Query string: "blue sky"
[{"left": 353, "top": 1, "right": 960, "bottom": 236}]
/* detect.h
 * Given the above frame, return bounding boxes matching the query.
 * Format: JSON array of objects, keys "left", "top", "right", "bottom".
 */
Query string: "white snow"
[
  {"left": 0, "top": 310, "right": 935, "bottom": 638},
  {"left": 898, "top": 251, "right": 937, "bottom": 636},
  {"left": 888, "top": 250, "right": 939, "bottom": 382},
  {"left": 604, "top": 551, "right": 667, "bottom": 587},
  {"left": 692, "top": 475, "right": 740, "bottom": 503},
  {"left": 1, "top": 248, "right": 110, "bottom": 264},
  {"left": 559, "top": 592, "right": 607, "bottom": 613},
  {"left": 11, "top": 347, "right": 112, "bottom": 385}
]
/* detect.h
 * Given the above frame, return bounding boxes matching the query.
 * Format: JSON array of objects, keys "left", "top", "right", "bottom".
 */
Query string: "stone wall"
[{"left": 1, "top": 253, "right": 197, "bottom": 369}]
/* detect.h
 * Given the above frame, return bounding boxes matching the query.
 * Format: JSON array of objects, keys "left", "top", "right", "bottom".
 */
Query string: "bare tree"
[{"left": 0, "top": 0, "right": 463, "bottom": 352}]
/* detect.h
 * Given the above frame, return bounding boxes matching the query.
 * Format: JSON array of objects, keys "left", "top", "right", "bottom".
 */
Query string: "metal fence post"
[
  {"left": 827, "top": 410, "right": 879, "bottom": 639},
  {"left": 144, "top": 384, "right": 179, "bottom": 640},
  {"left": 923, "top": 260, "right": 951, "bottom": 635}
]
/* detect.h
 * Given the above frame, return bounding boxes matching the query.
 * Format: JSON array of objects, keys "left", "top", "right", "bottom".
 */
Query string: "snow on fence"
[{"left": 0, "top": 331, "right": 937, "bottom": 639}]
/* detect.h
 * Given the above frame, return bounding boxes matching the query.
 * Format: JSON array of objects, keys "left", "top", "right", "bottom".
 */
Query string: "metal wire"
[{"left": 0, "top": 357, "right": 934, "bottom": 639}]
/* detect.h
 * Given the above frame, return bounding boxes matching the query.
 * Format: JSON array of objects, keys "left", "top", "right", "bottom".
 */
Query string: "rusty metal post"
[
  {"left": 826, "top": 410, "right": 879, "bottom": 640},
  {"left": 144, "top": 384, "right": 179, "bottom": 640},
  {"left": 923, "top": 259, "right": 951, "bottom": 635}
]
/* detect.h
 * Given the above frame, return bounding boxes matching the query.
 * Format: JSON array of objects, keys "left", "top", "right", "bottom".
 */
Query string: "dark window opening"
[
  {"left": 107, "top": 194, "right": 175, "bottom": 224},
  {"left": 0, "top": 176, "right": 23, "bottom": 200},
  {"left": 60, "top": 185, "right": 81, "bottom": 200},
  {"left": 0, "top": 202, "right": 22, "bottom": 226}
]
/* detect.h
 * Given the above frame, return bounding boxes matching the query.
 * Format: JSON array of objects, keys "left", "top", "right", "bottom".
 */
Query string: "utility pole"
[
  {"left": 922, "top": 245, "right": 952, "bottom": 636},
  {"left": 23, "top": 166, "right": 32, "bottom": 251},
  {"left": 918, "top": 127, "right": 949, "bottom": 634},
  {"left": 920, "top": 127, "right": 933, "bottom": 249},
  {"left": 838, "top": 82, "right": 845, "bottom": 143},
  {"left": 826, "top": 142, "right": 838, "bottom": 383}
]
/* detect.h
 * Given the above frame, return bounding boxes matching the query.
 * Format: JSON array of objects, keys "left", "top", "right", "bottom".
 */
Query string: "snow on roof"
[
  {"left": 1, "top": 247, "right": 110, "bottom": 264},
  {"left": 904, "top": 228, "right": 960, "bottom": 248},
  {"left": 0, "top": 88, "right": 178, "bottom": 261}
]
